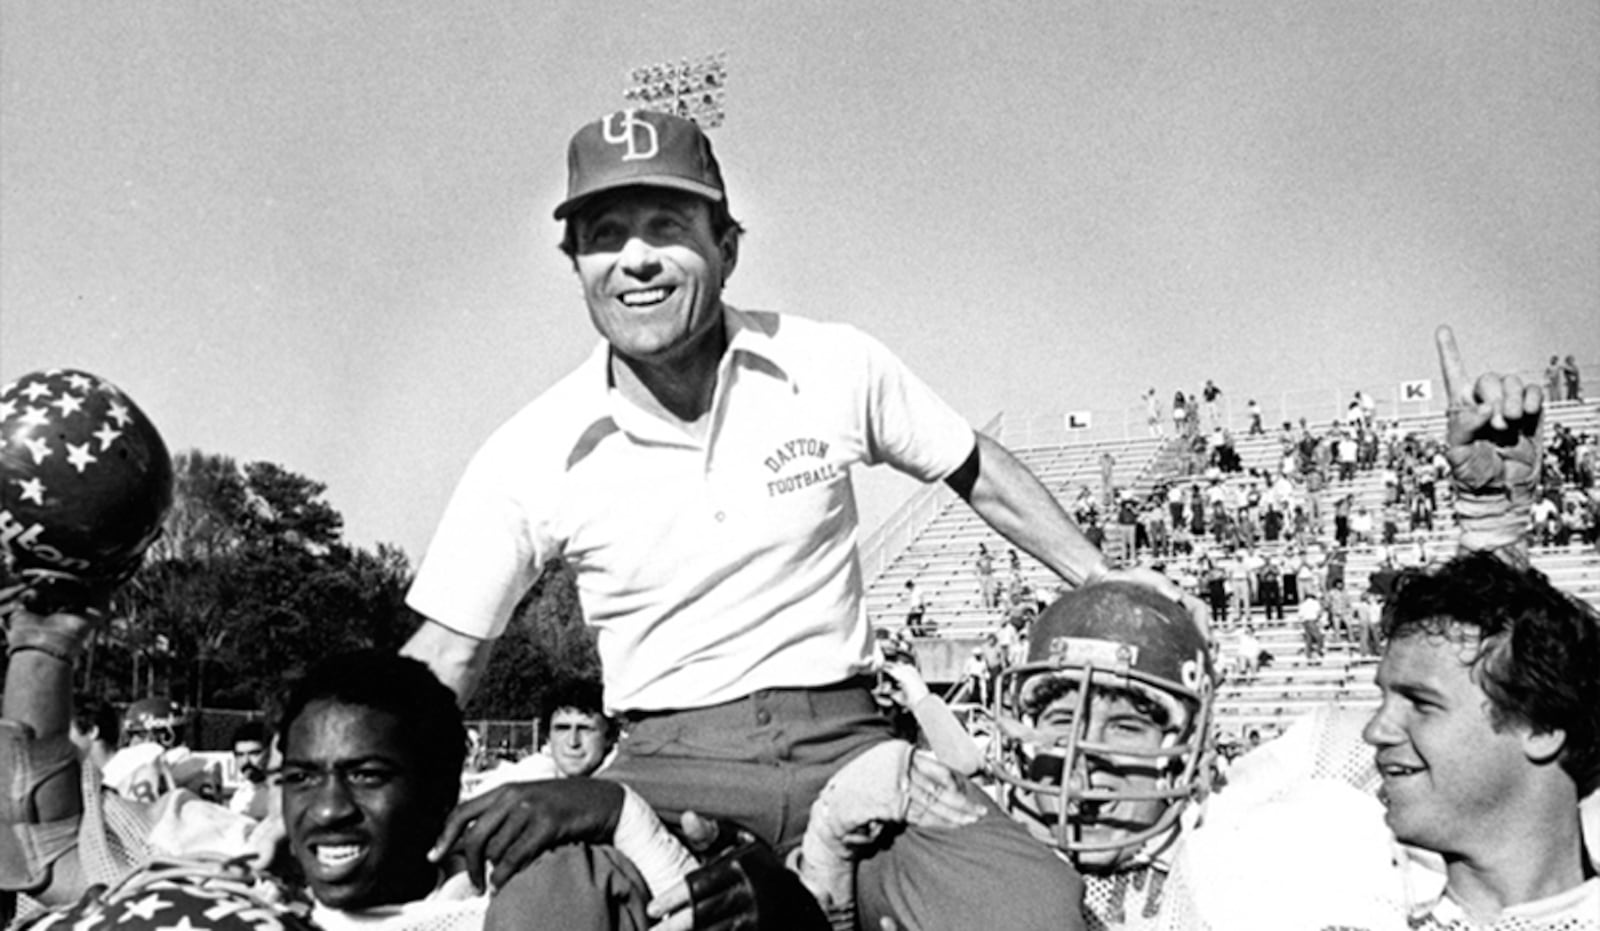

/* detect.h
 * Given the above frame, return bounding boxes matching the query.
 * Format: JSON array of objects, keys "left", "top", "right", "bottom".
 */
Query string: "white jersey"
[
  {"left": 1168, "top": 706, "right": 1599, "bottom": 931},
  {"left": 1001, "top": 705, "right": 1598, "bottom": 930},
  {"left": 1405, "top": 879, "right": 1598, "bottom": 931}
]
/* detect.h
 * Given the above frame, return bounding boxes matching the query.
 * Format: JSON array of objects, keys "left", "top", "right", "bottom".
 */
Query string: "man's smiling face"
[
  {"left": 282, "top": 700, "right": 443, "bottom": 910},
  {"left": 1362, "top": 627, "right": 1533, "bottom": 857},
  {"left": 570, "top": 188, "right": 736, "bottom": 368}
]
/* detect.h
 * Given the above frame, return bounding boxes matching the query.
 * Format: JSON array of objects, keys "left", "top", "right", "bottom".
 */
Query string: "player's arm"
[
  {"left": 400, "top": 617, "right": 496, "bottom": 706},
  {"left": 1433, "top": 325, "right": 1543, "bottom": 567},
  {"left": 1, "top": 593, "right": 93, "bottom": 908},
  {"left": 946, "top": 432, "right": 1110, "bottom": 587}
]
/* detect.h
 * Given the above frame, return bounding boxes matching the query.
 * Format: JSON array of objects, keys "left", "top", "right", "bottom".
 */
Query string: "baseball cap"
[{"left": 554, "top": 109, "right": 727, "bottom": 220}]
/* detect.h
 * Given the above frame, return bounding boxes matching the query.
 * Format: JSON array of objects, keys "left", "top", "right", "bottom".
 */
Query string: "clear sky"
[{"left": 4, "top": 1, "right": 1597, "bottom": 562}]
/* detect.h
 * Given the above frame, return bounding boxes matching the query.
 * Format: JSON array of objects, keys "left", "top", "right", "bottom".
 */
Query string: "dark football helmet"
[
  {"left": 990, "top": 581, "right": 1215, "bottom": 870},
  {"left": 0, "top": 369, "right": 172, "bottom": 608},
  {"left": 123, "top": 697, "right": 187, "bottom": 748}
]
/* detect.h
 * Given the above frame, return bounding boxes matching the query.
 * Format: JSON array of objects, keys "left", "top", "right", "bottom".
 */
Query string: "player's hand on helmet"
[
  {"left": 1101, "top": 566, "right": 1213, "bottom": 638},
  {"left": 428, "top": 777, "right": 624, "bottom": 892}
]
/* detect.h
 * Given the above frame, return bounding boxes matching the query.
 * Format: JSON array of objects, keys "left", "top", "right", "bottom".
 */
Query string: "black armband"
[{"left": 944, "top": 443, "right": 981, "bottom": 501}]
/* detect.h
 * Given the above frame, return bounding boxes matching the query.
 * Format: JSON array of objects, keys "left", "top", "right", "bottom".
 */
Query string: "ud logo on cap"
[{"left": 601, "top": 110, "right": 659, "bottom": 162}]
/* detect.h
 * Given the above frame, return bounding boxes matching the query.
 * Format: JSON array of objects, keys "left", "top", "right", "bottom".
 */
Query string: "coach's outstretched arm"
[
  {"left": 947, "top": 433, "right": 1111, "bottom": 588},
  {"left": 400, "top": 618, "right": 495, "bottom": 704}
]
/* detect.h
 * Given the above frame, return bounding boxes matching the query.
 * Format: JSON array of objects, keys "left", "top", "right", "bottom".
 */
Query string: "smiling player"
[{"left": 991, "top": 582, "right": 1216, "bottom": 929}]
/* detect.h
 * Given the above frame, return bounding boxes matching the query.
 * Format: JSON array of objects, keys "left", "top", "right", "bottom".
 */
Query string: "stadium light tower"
[{"left": 622, "top": 51, "right": 727, "bottom": 128}]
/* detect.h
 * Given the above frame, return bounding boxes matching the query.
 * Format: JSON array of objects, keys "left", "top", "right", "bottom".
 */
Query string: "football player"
[{"left": 989, "top": 581, "right": 1215, "bottom": 929}]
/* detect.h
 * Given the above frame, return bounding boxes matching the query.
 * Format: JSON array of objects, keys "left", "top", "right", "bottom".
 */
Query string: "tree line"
[{"left": 3, "top": 449, "right": 596, "bottom": 727}]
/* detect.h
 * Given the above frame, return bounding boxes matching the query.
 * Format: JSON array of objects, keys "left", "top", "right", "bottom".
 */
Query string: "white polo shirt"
[{"left": 407, "top": 306, "right": 975, "bottom": 712}]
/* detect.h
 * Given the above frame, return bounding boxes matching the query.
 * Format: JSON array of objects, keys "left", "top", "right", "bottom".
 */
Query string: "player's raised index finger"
[{"left": 1435, "top": 325, "right": 1471, "bottom": 404}]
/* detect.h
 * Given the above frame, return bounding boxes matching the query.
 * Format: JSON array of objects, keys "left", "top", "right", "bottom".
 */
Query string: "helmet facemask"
[{"left": 992, "top": 651, "right": 1213, "bottom": 873}]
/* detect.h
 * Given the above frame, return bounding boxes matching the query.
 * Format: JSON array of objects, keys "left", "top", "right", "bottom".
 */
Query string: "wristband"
[
  {"left": 1453, "top": 490, "right": 1532, "bottom": 556},
  {"left": 5, "top": 624, "right": 84, "bottom": 663},
  {"left": 5, "top": 643, "right": 75, "bottom": 664}
]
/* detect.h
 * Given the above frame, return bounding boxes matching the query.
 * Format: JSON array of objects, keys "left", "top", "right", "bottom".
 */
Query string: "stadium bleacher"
[{"left": 859, "top": 394, "right": 1600, "bottom": 743}]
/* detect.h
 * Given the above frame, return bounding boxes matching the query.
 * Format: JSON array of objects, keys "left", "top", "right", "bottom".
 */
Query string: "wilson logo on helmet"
[{"left": 0, "top": 368, "right": 173, "bottom": 590}]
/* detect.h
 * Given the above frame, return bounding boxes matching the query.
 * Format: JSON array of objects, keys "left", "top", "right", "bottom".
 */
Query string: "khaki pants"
[{"left": 603, "top": 679, "right": 1084, "bottom": 931}]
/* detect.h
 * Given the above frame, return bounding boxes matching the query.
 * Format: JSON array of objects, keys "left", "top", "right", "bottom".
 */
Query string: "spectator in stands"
[
  {"left": 993, "top": 613, "right": 1023, "bottom": 666},
  {"left": 1256, "top": 555, "right": 1284, "bottom": 621},
  {"left": 979, "top": 632, "right": 1006, "bottom": 704},
  {"left": 1202, "top": 379, "right": 1222, "bottom": 430},
  {"left": 1226, "top": 553, "right": 1252, "bottom": 625},
  {"left": 1293, "top": 554, "right": 1321, "bottom": 605},
  {"left": 1246, "top": 398, "right": 1264, "bottom": 435},
  {"left": 1323, "top": 579, "right": 1353, "bottom": 644},
  {"left": 1546, "top": 354, "right": 1564, "bottom": 401},
  {"left": 1563, "top": 497, "right": 1593, "bottom": 550},
  {"left": 1142, "top": 388, "right": 1163, "bottom": 438},
  {"left": 1561, "top": 353, "right": 1582, "bottom": 400},
  {"left": 974, "top": 542, "right": 999, "bottom": 610},
  {"left": 1350, "top": 506, "right": 1375, "bottom": 548},
  {"left": 1379, "top": 503, "right": 1400, "bottom": 547},
  {"left": 1335, "top": 429, "right": 1359, "bottom": 483},
  {"left": 227, "top": 720, "right": 273, "bottom": 821},
  {"left": 1332, "top": 494, "right": 1352, "bottom": 548},
  {"left": 67, "top": 695, "right": 120, "bottom": 774},
  {"left": 1297, "top": 592, "right": 1325, "bottom": 662},
  {"left": 903, "top": 578, "right": 932, "bottom": 637},
  {"left": 1279, "top": 549, "right": 1301, "bottom": 607},
  {"left": 1323, "top": 546, "right": 1347, "bottom": 593},
  {"left": 1533, "top": 492, "right": 1561, "bottom": 546},
  {"left": 1200, "top": 555, "right": 1229, "bottom": 627},
  {"left": 1171, "top": 390, "right": 1188, "bottom": 438},
  {"left": 1346, "top": 394, "right": 1364, "bottom": 428},
  {"left": 1236, "top": 625, "right": 1265, "bottom": 682},
  {"left": 961, "top": 648, "right": 989, "bottom": 706},
  {"left": 1351, "top": 590, "right": 1381, "bottom": 657},
  {"left": 1358, "top": 389, "right": 1377, "bottom": 426},
  {"left": 1409, "top": 489, "right": 1435, "bottom": 533}
]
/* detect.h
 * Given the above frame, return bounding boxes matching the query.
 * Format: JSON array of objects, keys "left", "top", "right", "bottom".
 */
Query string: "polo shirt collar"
[{"left": 577, "top": 304, "right": 795, "bottom": 447}]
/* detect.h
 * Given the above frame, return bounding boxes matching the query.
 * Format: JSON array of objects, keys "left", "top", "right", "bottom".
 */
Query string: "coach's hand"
[
  {"left": 1103, "top": 566, "right": 1214, "bottom": 638},
  {"left": 430, "top": 778, "right": 624, "bottom": 892}
]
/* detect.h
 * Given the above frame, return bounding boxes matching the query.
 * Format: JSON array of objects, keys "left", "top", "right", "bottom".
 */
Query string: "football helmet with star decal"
[
  {"left": 0, "top": 369, "right": 172, "bottom": 609},
  {"left": 990, "top": 581, "right": 1215, "bottom": 872},
  {"left": 16, "top": 857, "right": 316, "bottom": 931}
]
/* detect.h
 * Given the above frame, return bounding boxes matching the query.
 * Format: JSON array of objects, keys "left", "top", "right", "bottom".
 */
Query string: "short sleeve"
[
  {"left": 406, "top": 434, "right": 552, "bottom": 641},
  {"left": 857, "top": 328, "right": 974, "bottom": 482}
]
